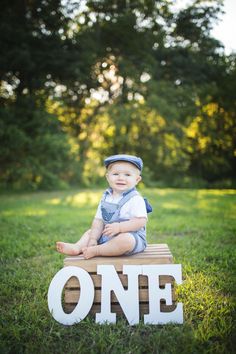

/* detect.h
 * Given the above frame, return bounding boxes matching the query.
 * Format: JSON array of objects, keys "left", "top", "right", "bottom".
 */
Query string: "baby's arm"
[
  {"left": 87, "top": 218, "right": 104, "bottom": 246},
  {"left": 103, "top": 217, "right": 146, "bottom": 237}
]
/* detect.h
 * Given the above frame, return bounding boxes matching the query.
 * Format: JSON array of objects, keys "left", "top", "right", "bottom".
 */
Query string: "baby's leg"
[
  {"left": 82, "top": 233, "right": 135, "bottom": 259},
  {"left": 56, "top": 229, "right": 91, "bottom": 255}
]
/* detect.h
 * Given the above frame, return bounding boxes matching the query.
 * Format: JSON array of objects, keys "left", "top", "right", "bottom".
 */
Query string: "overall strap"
[
  {"left": 102, "top": 188, "right": 153, "bottom": 214},
  {"left": 117, "top": 189, "right": 139, "bottom": 210},
  {"left": 101, "top": 189, "right": 111, "bottom": 202}
]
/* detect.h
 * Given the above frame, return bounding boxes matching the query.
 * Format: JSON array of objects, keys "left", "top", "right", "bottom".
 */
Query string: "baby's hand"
[{"left": 104, "top": 223, "right": 120, "bottom": 237}]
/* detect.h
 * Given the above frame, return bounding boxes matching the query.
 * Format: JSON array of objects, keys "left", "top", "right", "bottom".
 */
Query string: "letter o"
[{"left": 48, "top": 266, "right": 94, "bottom": 325}]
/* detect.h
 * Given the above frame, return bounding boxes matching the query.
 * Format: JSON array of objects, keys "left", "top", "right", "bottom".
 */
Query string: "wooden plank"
[
  {"left": 135, "top": 250, "right": 172, "bottom": 254},
  {"left": 63, "top": 244, "right": 173, "bottom": 270},
  {"left": 64, "top": 302, "right": 177, "bottom": 315},
  {"left": 64, "top": 287, "right": 176, "bottom": 304},
  {"left": 65, "top": 275, "right": 175, "bottom": 288},
  {"left": 64, "top": 255, "right": 173, "bottom": 271},
  {"left": 64, "top": 248, "right": 172, "bottom": 260},
  {"left": 64, "top": 250, "right": 173, "bottom": 263}
]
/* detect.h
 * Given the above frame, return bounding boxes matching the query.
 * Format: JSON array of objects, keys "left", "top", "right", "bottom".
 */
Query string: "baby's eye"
[
  {"left": 125, "top": 174, "right": 131, "bottom": 176},
  {"left": 113, "top": 173, "right": 119, "bottom": 176}
]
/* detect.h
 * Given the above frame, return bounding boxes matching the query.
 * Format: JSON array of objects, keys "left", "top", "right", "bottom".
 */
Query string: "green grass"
[{"left": 0, "top": 188, "right": 235, "bottom": 354}]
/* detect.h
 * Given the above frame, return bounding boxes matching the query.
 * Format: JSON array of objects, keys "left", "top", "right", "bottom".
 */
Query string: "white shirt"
[{"left": 95, "top": 193, "right": 147, "bottom": 220}]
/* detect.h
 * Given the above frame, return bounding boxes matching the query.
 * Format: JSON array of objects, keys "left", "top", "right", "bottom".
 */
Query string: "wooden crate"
[{"left": 63, "top": 243, "right": 176, "bottom": 316}]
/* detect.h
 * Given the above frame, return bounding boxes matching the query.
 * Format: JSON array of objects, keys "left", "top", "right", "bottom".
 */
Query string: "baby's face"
[{"left": 106, "top": 161, "right": 141, "bottom": 194}]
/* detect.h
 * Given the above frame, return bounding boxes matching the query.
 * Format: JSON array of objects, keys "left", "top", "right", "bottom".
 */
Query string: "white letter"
[
  {"left": 48, "top": 266, "right": 94, "bottom": 325},
  {"left": 96, "top": 265, "right": 142, "bottom": 325},
  {"left": 143, "top": 264, "right": 183, "bottom": 324}
]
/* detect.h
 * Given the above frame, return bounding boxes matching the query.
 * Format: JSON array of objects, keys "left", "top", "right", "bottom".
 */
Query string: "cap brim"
[{"left": 104, "top": 157, "right": 141, "bottom": 170}]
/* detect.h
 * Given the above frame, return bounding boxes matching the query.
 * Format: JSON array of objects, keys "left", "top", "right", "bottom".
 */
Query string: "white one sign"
[{"left": 48, "top": 264, "right": 183, "bottom": 326}]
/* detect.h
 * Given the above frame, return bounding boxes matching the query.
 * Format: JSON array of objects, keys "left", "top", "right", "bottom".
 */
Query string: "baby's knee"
[
  {"left": 85, "top": 229, "right": 91, "bottom": 236},
  {"left": 118, "top": 233, "right": 136, "bottom": 250}
]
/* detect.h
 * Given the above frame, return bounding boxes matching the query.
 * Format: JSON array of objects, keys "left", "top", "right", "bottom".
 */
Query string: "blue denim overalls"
[{"left": 97, "top": 188, "right": 147, "bottom": 255}]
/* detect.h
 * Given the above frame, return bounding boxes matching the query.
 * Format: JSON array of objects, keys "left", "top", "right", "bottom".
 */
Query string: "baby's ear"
[{"left": 136, "top": 175, "right": 142, "bottom": 183}]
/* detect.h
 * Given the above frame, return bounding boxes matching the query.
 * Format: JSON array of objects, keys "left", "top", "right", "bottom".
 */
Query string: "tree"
[
  {"left": 1, "top": 0, "right": 235, "bottom": 189},
  {"left": 0, "top": 0, "right": 81, "bottom": 189}
]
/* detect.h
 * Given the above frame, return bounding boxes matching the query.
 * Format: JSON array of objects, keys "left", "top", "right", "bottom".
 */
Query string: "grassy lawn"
[{"left": 0, "top": 188, "right": 235, "bottom": 354}]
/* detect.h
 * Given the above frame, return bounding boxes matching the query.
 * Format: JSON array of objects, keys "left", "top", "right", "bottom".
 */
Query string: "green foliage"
[
  {"left": 0, "top": 97, "right": 77, "bottom": 190},
  {"left": 0, "top": 188, "right": 235, "bottom": 353},
  {"left": 0, "top": 0, "right": 235, "bottom": 189}
]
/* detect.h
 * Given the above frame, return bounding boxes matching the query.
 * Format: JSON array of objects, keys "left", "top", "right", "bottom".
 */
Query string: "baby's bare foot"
[
  {"left": 56, "top": 241, "right": 82, "bottom": 256},
  {"left": 82, "top": 246, "right": 100, "bottom": 259}
]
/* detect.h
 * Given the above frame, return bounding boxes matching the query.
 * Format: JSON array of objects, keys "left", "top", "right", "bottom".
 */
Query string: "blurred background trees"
[{"left": 0, "top": 0, "right": 235, "bottom": 190}]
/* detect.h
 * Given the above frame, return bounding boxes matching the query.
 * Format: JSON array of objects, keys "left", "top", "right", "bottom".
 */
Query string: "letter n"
[{"left": 96, "top": 265, "right": 142, "bottom": 325}]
